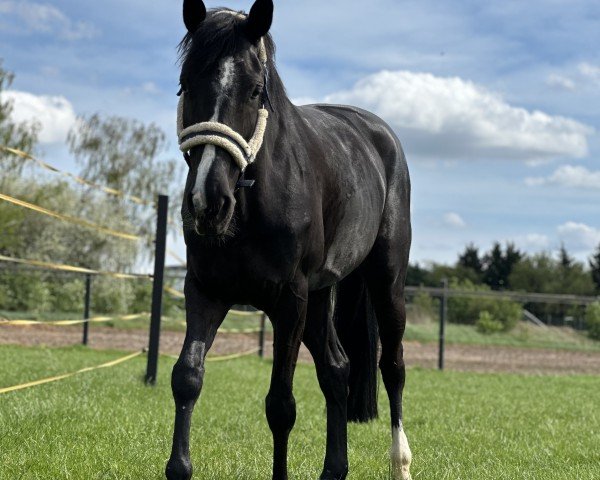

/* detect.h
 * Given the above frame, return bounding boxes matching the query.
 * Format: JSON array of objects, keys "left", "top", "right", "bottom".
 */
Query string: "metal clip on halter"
[{"left": 236, "top": 170, "right": 255, "bottom": 191}]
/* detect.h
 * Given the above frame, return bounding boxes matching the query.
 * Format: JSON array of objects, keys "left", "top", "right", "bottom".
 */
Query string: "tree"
[
  {"left": 590, "top": 243, "right": 600, "bottom": 292},
  {"left": 406, "top": 262, "right": 432, "bottom": 286},
  {"left": 67, "top": 114, "right": 183, "bottom": 246},
  {"left": 558, "top": 243, "right": 574, "bottom": 270},
  {"left": 0, "top": 60, "right": 39, "bottom": 177},
  {"left": 457, "top": 243, "right": 483, "bottom": 278},
  {"left": 482, "top": 242, "right": 523, "bottom": 290}
]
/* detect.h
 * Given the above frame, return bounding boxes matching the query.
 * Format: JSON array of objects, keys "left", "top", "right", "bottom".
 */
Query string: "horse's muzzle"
[{"left": 192, "top": 194, "right": 235, "bottom": 236}]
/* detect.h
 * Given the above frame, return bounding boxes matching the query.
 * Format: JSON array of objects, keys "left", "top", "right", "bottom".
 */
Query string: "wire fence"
[
  {"left": 0, "top": 145, "right": 267, "bottom": 395},
  {"left": 1, "top": 146, "right": 156, "bottom": 351}
]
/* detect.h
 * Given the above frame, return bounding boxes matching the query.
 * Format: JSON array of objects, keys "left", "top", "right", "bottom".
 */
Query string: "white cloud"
[
  {"left": 525, "top": 165, "right": 600, "bottom": 189},
  {"left": 578, "top": 62, "right": 600, "bottom": 84},
  {"left": 443, "top": 212, "right": 466, "bottom": 228},
  {"left": 324, "top": 70, "right": 593, "bottom": 161},
  {"left": 0, "top": 1, "right": 98, "bottom": 40},
  {"left": 2, "top": 90, "right": 77, "bottom": 144},
  {"left": 557, "top": 222, "right": 600, "bottom": 250},
  {"left": 546, "top": 73, "right": 576, "bottom": 91},
  {"left": 520, "top": 233, "right": 550, "bottom": 250}
]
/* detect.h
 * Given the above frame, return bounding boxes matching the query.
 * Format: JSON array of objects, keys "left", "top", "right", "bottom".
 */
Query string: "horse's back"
[{"left": 297, "top": 103, "right": 409, "bottom": 186}]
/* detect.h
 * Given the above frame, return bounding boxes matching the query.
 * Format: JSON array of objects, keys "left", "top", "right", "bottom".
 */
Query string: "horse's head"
[{"left": 179, "top": 0, "right": 274, "bottom": 238}]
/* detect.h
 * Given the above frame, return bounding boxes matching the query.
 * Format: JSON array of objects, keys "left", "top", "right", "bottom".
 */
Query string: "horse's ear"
[
  {"left": 183, "top": 0, "right": 207, "bottom": 33},
  {"left": 245, "top": 0, "right": 273, "bottom": 42}
]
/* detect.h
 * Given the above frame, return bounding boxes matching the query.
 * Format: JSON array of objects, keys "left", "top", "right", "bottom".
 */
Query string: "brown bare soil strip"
[{"left": 1, "top": 324, "right": 599, "bottom": 375}]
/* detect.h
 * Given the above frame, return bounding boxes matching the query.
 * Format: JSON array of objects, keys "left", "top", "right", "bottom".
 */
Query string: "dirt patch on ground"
[{"left": 1, "top": 324, "right": 599, "bottom": 375}]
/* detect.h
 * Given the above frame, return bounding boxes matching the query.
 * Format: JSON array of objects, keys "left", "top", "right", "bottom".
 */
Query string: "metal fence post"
[
  {"left": 438, "top": 278, "right": 448, "bottom": 371},
  {"left": 145, "top": 194, "right": 169, "bottom": 385},
  {"left": 259, "top": 313, "right": 267, "bottom": 358},
  {"left": 82, "top": 274, "right": 92, "bottom": 345}
]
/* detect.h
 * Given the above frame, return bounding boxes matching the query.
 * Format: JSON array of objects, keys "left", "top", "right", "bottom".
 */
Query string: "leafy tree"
[
  {"left": 558, "top": 243, "right": 574, "bottom": 270},
  {"left": 509, "top": 252, "right": 594, "bottom": 324},
  {"left": 482, "top": 242, "right": 523, "bottom": 290},
  {"left": 457, "top": 243, "right": 483, "bottom": 279},
  {"left": 0, "top": 60, "right": 39, "bottom": 177},
  {"left": 406, "top": 262, "right": 433, "bottom": 286},
  {"left": 67, "top": 113, "right": 182, "bottom": 245},
  {"left": 0, "top": 177, "right": 143, "bottom": 314},
  {"left": 509, "top": 253, "right": 556, "bottom": 294},
  {"left": 447, "top": 278, "right": 521, "bottom": 331},
  {"left": 1, "top": 177, "right": 137, "bottom": 270},
  {"left": 590, "top": 243, "right": 600, "bottom": 292}
]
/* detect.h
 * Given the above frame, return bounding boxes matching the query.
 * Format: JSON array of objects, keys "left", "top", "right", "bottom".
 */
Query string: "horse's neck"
[{"left": 257, "top": 98, "right": 296, "bottom": 170}]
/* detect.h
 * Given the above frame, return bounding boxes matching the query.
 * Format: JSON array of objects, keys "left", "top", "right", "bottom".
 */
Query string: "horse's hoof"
[
  {"left": 165, "top": 457, "right": 192, "bottom": 480},
  {"left": 319, "top": 468, "right": 348, "bottom": 480}
]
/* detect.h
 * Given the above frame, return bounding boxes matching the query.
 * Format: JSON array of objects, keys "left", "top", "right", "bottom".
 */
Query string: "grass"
[
  {"left": 404, "top": 319, "right": 600, "bottom": 351},
  {"left": 1, "top": 345, "right": 599, "bottom": 479}
]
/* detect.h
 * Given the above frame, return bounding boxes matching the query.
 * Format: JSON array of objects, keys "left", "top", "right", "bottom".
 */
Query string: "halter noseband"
[{"left": 177, "top": 11, "right": 270, "bottom": 187}]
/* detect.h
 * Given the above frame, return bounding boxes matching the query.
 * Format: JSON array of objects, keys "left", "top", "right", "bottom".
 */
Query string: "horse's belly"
[{"left": 308, "top": 196, "right": 382, "bottom": 290}]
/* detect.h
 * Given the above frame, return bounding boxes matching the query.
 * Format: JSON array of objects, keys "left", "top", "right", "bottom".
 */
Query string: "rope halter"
[{"left": 177, "top": 11, "right": 270, "bottom": 173}]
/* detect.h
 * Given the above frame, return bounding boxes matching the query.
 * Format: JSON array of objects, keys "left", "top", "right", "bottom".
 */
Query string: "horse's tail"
[{"left": 334, "top": 271, "right": 379, "bottom": 423}]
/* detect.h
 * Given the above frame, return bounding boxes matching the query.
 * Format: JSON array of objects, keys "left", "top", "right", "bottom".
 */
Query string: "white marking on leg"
[
  {"left": 192, "top": 57, "right": 236, "bottom": 208},
  {"left": 391, "top": 423, "right": 412, "bottom": 480}
]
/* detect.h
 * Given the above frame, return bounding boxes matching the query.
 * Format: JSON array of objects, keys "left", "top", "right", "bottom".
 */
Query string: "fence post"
[
  {"left": 438, "top": 278, "right": 448, "bottom": 371},
  {"left": 145, "top": 194, "right": 169, "bottom": 385},
  {"left": 258, "top": 313, "right": 267, "bottom": 358},
  {"left": 82, "top": 274, "right": 92, "bottom": 346}
]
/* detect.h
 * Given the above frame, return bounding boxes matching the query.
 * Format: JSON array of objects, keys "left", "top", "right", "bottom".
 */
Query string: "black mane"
[{"left": 178, "top": 8, "right": 289, "bottom": 110}]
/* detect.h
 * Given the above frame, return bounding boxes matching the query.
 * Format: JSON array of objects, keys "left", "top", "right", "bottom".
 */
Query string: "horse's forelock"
[
  {"left": 177, "top": 7, "right": 286, "bottom": 108},
  {"left": 178, "top": 9, "right": 247, "bottom": 69}
]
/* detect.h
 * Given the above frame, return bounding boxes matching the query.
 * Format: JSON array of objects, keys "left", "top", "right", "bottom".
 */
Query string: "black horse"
[{"left": 167, "top": 1, "right": 412, "bottom": 479}]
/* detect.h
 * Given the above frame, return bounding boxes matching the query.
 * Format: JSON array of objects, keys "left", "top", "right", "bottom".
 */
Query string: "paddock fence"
[{"left": 0, "top": 145, "right": 267, "bottom": 395}]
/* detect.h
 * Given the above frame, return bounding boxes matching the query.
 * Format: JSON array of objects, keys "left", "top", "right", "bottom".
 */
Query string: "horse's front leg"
[
  {"left": 166, "top": 275, "right": 230, "bottom": 480},
  {"left": 266, "top": 280, "right": 308, "bottom": 480}
]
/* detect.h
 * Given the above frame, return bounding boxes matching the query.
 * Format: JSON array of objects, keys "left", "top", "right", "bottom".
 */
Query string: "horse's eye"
[
  {"left": 177, "top": 87, "right": 185, "bottom": 97},
  {"left": 251, "top": 84, "right": 263, "bottom": 100}
]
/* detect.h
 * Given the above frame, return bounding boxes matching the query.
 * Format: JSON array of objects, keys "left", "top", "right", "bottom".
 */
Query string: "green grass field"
[
  {"left": 1, "top": 345, "right": 599, "bottom": 479},
  {"left": 403, "top": 320, "right": 600, "bottom": 351}
]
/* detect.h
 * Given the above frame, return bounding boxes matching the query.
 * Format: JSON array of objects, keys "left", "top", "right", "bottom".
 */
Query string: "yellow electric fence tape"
[
  {"left": 0, "top": 313, "right": 148, "bottom": 326},
  {"left": 165, "top": 347, "right": 260, "bottom": 363},
  {"left": 164, "top": 286, "right": 185, "bottom": 298},
  {"left": 167, "top": 248, "right": 186, "bottom": 266},
  {"left": 0, "top": 146, "right": 152, "bottom": 207},
  {"left": 0, "top": 192, "right": 142, "bottom": 241},
  {"left": 0, "top": 350, "right": 144, "bottom": 395},
  {"left": 0, "top": 254, "right": 152, "bottom": 280}
]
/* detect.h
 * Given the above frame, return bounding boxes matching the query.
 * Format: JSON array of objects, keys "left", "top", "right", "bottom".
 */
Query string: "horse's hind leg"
[
  {"left": 166, "top": 275, "right": 230, "bottom": 480},
  {"left": 303, "top": 286, "right": 350, "bottom": 480},
  {"left": 365, "top": 235, "right": 412, "bottom": 480}
]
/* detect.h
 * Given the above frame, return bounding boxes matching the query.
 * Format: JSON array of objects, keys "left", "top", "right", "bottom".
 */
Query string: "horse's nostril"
[{"left": 191, "top": 192, "right": 208, "bottom": 218}]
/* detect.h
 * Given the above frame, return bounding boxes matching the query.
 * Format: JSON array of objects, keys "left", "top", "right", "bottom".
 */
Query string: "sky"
[{"left": 0, "top": 0, "right": 599, "bottom": 267}]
